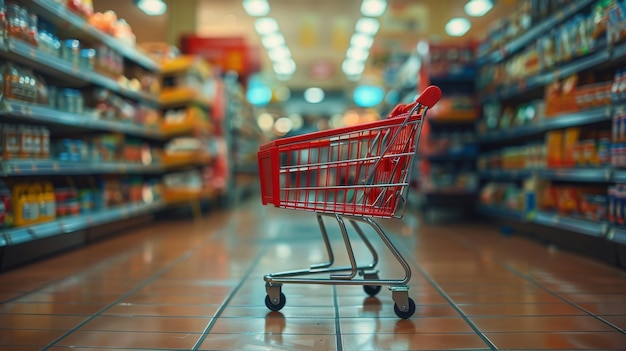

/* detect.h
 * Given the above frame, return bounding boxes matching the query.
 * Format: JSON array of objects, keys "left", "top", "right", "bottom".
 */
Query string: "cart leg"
[
  {"left": 330, "top": 214, "right": 358, "bottom": 280},
  {"left": 350, "top": 220, "right": 378, "bottom": 270},
  {"left": 359, "top": 217, "right": 411, "bottom": 284},
  {"left": 310, "top": 213, "right": 335, "bottom": 270}
]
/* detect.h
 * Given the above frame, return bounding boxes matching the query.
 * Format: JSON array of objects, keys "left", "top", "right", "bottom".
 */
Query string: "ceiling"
[{"left": 97, "top": 0, "right": 518, "bottom": 92}]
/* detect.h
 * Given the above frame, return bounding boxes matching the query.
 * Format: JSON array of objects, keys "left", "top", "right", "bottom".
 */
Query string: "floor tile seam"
[
  {"left": 0, "top": 221, "right": 228, "bottom": 306},
  {"left": 39, "top": 229, "right": 227, "bottom": 351},
  {"left": 390, "top": 234, "right": 498, "bottom": 350},
  {"left": 0, "top": 249, "right": 144, "bottom": 305},
  {"left": 332, "top": 285, "right": 343, "bottom": 351},
  {"left": 450, "top": 234, "right": 626, "bottom": 335},
  {"left": 190, "top": 246, "right": 269, "bottom": 351}
]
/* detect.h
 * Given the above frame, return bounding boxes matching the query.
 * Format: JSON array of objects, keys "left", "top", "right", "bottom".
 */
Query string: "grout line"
[
  {"left": 408, "top": 261, "right": 499, "bottom": 350},
  {"left": 451, "top": 235, "right": 626, "bottom": 335},
  {"left": 388, "top": 228, "right": 498, "bottom": 350},
  {"left": 0, "top": 247, "right": 146, "bottom": 305},
  {"left": 332, "top": 285, "right": 343, "bottom": 351},
  {"left": 191, "top": 247, "right": 268, "bottom": 350},
  {"left": 40, "top": 217, "right": 235, "bottom": 350},
  {"left": 40, "top": 249, "right": 196, "bottom": 350}
]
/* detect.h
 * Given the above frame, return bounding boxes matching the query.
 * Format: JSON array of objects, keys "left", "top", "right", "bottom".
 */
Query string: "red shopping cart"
[{"left": 257, "top": 85, "right": 442, "bottom": 318}]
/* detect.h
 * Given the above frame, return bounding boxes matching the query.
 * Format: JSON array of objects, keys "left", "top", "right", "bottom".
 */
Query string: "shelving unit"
[
  {"left": 0, "top": 1, "right": 167, "bottom": 270},
  {"left": 476, "top": 0, "right": 626, "bottom": 266},
  {"left": 157, "top": 55, "right": 224, "bottom": 213},
  {"left": 418, "top": 43, "right": 479, "bottom": 220}
]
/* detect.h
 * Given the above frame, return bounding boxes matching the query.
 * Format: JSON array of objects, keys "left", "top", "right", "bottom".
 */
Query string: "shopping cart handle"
[{"left": 414, "top": 85, "right": 442, "bottom": 108}]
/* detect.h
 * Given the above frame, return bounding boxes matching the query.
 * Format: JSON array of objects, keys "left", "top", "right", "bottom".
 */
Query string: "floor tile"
[
  {"left": 578, "top": 303, "right": 626, "bottom": 315},
  {"left": 340, "top": 317, "right": 474, "bottom": 334},
  {"left": 55, "top": 330, "right": 201, "bottom": 348},
  {"left": 80, "top": 315, "right": 210, "bottom": 333},
  {"left": 471, "top": 316, "right": 618, "bottom": 332},
  {"left": 103, "top": 303, "right": 219, "bottom": 317},
  {"left": 341, "top": 333, "right": 489, "bottom": 350},
  {"left": 221, "top": 305, "right": 336, "bottom": 318},
  {"left": 209, "top": 317, "right": 336, "bottom": 334},
  {"left": 458, "top": 303, "right": 585, "bottom": 316},
  {"left": 449, "top": 292, "right": 563, "bottom": 304},
  {"left": 0, "top": 314, "right": 85, "bottom": 330},
  {"left": 197, "top": 333, "right": 337, "bottom": 350},
  {"left": 599, "top": 315, "right": 626, "bottom": 330},
  {"left": 339, "top": 301, "right": 460, "bottom": 318},
  {"left": 0, "top": 329, "right": 64, "bottom": 346},
  {"left": 486, "top": 332, "right": 626, "bottom": 349},
  {"left": 122, "top": 293, "right": 227, "bottom": 305},
  {"left": 0, "top": 302, "right": 106, "bottom": 315}
]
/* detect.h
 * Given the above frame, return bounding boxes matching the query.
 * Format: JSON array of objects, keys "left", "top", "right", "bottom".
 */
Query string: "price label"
[
  {"left": 31, "top": 163, "right": 38, "bottom": 172},
  {"left": 53, "top": 163, "right": 60, "bottom": 171},
  {"left": 30, "top": 48, "right": 36, "bottom": 59},
  {"left": 607, "top": 228, "right": 615, "bottom": 240},
  {"left": 551, "top": 215, "right": 559, "bottom": 225}
]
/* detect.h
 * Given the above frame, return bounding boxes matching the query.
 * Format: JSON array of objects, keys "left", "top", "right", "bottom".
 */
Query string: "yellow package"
[
  {"left": 12, "top": 183, "right": 39, "bottom": 227},
  {"left": 36, "top": 182, "right": 56, "bottom": 223}
]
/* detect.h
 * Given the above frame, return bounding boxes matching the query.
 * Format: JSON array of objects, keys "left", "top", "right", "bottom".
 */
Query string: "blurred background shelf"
[{"left": 2, "top": 201, "right": 164, "bottom": 246}]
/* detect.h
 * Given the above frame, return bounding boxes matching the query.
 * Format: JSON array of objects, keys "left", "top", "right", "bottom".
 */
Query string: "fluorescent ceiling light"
[
  {"left": 255, "top": 17, "right": 279, "bottom": 35},
  {"left": 262, "top": 33, "right": 285, "bottom": 48},
  {"left": 464, "top": 0, "right": 493, "bottom": 17},
  {"left": 268, "top": 46, "right": 291, "bottom": 61},
  {"left": 274, "top": 117, "right": 293, "bottom": 134},
  {"left": 135, "top": 0, "right": 166, "bottom": 16},
  {"left": 350, "top": 33, "right": 374, "bottom": 48},
  {"left": 445, "top": 18, "right": 471, "bottom": 37},
  {"left": 304, "top": 87, "right": 325, "bottom": 104},
  {"left": 361, "top": 0, "right": 387, "bottom": 17},
  {"left": 346, "top": 47, "right": 369, "bottom": 61},
  {"left": 342, "top": 59, "right": 365, "bottom": 76},
  {"left": 243, "top": 0, "right": 270, "bottom": 16},
  {"left": 273, "top": 59, "right": 296, "bottom": 75},
  {"left": 355, "top": 18, "right": 379, "bottom": 35}
]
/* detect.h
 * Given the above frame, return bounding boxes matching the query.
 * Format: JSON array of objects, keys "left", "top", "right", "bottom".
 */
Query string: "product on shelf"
[
  {"left": 67, "top": 0, "right": 94, "bottom": 18},
  {"left": 89, "top": 10, "right": 136, "bottom": 46},
  {"left": 0, "top": 123, "right": 50, "bottom": 160},
  {"left": 0, "top": 180, "right": 12, "bottom": 228}
]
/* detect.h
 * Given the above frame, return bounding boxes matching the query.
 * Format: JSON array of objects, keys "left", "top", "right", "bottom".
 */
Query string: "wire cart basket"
[{"left": 257, "top": 86, "right": 442, "bottom": 319}]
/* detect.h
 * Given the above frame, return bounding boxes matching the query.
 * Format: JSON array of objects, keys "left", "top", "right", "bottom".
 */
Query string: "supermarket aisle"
[{"left": 1, "top": 199, "right": 626, "bottom": 350}]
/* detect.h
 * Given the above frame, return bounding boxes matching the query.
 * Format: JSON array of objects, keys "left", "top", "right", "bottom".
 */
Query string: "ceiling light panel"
[
  {"left": 346, "top": 47, "right": 369, "bottom": 61},
  {"left": 255, "top": 17, "right": 279, "bottom": 35},
  {"left": 350, "top": 33, "right": 374, "bottom": 48},
  {"left": 361, "top": 0, "right": 387, "bottom": 17},
  {"left": 261, "top": 33, "right": 285, "bottom": 48},
  {"left": 355, "top": 18, "right": 379, "bottom": 35},
  {"left": 243, "top": 0, "right": 270, "bottom": 16},
  {"left": 445, "top": 17, "right": 471, "bottom": 36},
  {"left": 464, "top": 0, "right": 493, "bottom": 17}
]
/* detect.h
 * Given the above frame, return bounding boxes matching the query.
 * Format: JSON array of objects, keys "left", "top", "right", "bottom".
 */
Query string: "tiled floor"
[{"left": 1, "top": 198, "right": 626, "bottom": 350}]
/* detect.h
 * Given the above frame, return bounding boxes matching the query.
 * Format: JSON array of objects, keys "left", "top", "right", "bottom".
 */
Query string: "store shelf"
[
  {"left": 164, "top": 187, "right": 217, "bottom": 206},
  {"left": 160, "top": 88, "right": 213, "bottom": 109},
  {"left": 0, "top": 38, "right": 159, "bottom": 105},
  {"left": 163, "top": 152, "right": 212, "bottom": 170},
  {"left": 477, "top": 0, "right": 594, "bottom": 64},
  {"left": 608, "top": 227, "right": 626, "bottom": 245},
  {"left": 477, "top": 107, "right": 611, "bottom": 143},
  {"left": 1, "top": 160, "right": 163, "bottom": 177},
  {"left": 478, "top": 204, "right": 525, "bottom": 221},
  {"left": 533, "top": 211, "right": 608, "bottom": 238},
  {"left": 0, "top": 99, "right": 162, "bottom": 140},
  {"left": 2, "top": 201, "right": 164, "bottom": 246},
  {"left": 26, "top": 0, "right": 160, "bottom": 71},
  {"left": 479, "top": 168, "right": 613, "bottom": 183},
  {"left": 479, "top": 205, "right": 608, "bottom": 238},
  {"left": 426, "top": 153, "right": 477, "bottom": 162},
  {"left": 487, "top": 45, "right": 614, "bottom": 101}
]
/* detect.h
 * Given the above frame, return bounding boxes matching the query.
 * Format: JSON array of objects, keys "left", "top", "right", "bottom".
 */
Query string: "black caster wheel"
[
  {"left": 394, "top": 297, "right": 416, "bottom": 319},
  {"left": 363, "top": 285, "right": 382, "bottom": 296},
  {"left": 265, "top": 293, "right": 286, "bottom": 312}
]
